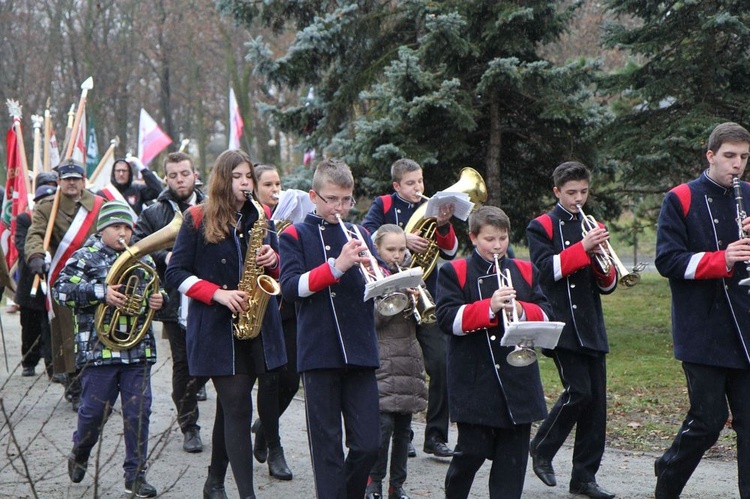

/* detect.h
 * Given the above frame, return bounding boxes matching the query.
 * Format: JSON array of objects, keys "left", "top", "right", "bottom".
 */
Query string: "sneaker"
[
  {"left": 22, "top": 366, "right": 36, "bottom": 377},
  {"left": 124, "top": 476, "right": 157, "bottom": 498},
  {"left": 67, "top": 453, "right": 88, "bottom": 483}
]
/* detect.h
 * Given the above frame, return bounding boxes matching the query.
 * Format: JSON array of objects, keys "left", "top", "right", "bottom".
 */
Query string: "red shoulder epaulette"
[
  {"left": 670, "top": 184, "right": 691, "bottom": 218},
  {"left": 513, "top": 259, "right": 534, "bottom": 287},
  {"left": 380, "top": 194, "right": 392, "bottom": 214},
  {"left": 534, "top": 214, "right": 554, "bottom": 240},
  {"left": 449, "top": 259, "right": 468, "bottom": 289},
  {"left": 187, "top": 205, "right": 204, "bottom": 228}
]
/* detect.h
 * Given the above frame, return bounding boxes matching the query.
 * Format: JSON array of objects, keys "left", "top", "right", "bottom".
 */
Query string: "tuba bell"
[
  {"left": 94, "top": 211, "right": 183, "bottom": 351},
  {"left": 404, "top": 167, "right": 487, "bottom": 280}
]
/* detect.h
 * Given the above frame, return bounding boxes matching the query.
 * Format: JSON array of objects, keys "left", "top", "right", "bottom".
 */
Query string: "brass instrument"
[
  {"left": 233, "top": 193, "right": 282, "bottom": 340},
  {"left": 404, "top": 167, "right": 488, "bottom": 280},
  {"left": 398, "top": 266, "right": 436, "bottom": 325},
  {"left": 94, "top": 211, "right": 183, "bottom": 351},
  {"left": 576, "top": 203, "right": 645, "bottom": 287},
  {"left": 494, "top": 254, "right": 537, "bottom": 367},
  {"left": 336, "top": 214, "right": 409, "bottom": 316},
  {"left": 731, "top": 176, "right": 750, "bottom": 286}
]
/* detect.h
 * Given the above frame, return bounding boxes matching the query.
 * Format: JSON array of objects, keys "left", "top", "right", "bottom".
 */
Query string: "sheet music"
[
  {"left": 272, "top": 189, "right": 315, "bottom": 224},
  {"left": 425, "top": 191, "right": 475, "bottom": 221},
  {"left": 499, "top": 321, "right": 565, "bottom": 350},
  {"left": 363, "top": 267, "right": 424, "bottom": 302}
]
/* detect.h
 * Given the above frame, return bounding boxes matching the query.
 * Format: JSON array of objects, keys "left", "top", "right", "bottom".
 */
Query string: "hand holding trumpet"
[
  {"left": 491, "top": 286, "right": 520, "bottom": 317},
  {"left": 581, "top": 225, "right": 609, "bottom": 255}
]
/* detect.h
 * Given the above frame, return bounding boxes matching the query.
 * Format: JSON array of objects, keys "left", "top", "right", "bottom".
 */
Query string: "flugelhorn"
[
  {"left": 398, "top": 265, "right": 436, "bottom": 325},
  {"left": 336, "top": 214, "right": 409, "bottom": 316},
  {"left": 494, "top": 254, "right": 537, "bottom": 367},
  {"left": 576, "top": 204, "right": 645, "bottom": 287},
  {"left": 731, "top": 176, "right": 750, "bottom": 286}
]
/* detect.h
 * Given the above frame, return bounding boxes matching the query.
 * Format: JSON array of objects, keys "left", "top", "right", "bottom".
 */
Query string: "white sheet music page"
[
  {"left": 499, "top": 321, "right": 565, "bottom": 350},
  {"left": 425, "top": 192, "right": 474, "bottom": 221}
]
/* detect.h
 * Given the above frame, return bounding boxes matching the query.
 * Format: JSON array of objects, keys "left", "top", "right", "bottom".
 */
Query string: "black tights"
[{"left": 211, "top": 374, "right": 257, "bottom": 498}]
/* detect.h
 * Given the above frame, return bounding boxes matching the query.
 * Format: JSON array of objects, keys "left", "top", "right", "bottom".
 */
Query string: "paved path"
[{"left": 0, "top": 318, "right": 741, "bottom": 498}]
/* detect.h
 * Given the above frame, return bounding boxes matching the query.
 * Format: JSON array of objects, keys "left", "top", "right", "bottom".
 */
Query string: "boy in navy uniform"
[
  {"left": 363, "top": 158, "right": 457, "bottom": 457},
  {"left": 279, "top": 158, "right": 381, "bottom": 498},
  {"left": 436, "top": 205, "right": 552, "bottom": 498},
  {"left": 654, "top": 122, "right": 750, "bottom": 499},
  {"left": 526, "top": 161, "right": 617, "bottom": 499}
]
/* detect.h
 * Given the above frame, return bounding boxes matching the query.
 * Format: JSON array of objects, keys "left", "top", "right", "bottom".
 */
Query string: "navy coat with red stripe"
[
  {"left": 656, "top": 172, "right": 750, "bottom": 368},
  {"left": 526, "top": 204, "right": 617, "bottom": 354},
  {"left": 279, "top": 212, "right": 380, "bottom": 372},
  {"left": 165, "top": 201, "right": 287, "bottom": 377},
  {"left": 362, "top": 192, "right": 458, "bottom": 294},
  {"left": 436, "top": 251, "right": 551, "bottom": 428}
]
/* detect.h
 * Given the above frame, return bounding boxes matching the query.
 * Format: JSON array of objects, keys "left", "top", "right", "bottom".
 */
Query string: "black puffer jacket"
[
  {"left": 97, "top": 160, "right": 163, "bottom": 215},
  {"left": 134, "top": 187, "right": 205, "bottom": 323}
]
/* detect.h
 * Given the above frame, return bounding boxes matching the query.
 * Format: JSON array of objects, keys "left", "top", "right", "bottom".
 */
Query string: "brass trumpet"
[
  {"left": 493, "top": 253, "right": 537, "bottom": 367},
  {"left": 336, "top": 214, "right": 409, "bottom": 316},
  {"left": 576, "top": 204, "right": 645, "bottom": 287}
]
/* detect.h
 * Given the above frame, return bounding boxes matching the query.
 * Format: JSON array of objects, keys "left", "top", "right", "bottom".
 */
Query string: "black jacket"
[
  {"left": 14, "top": 212, "right": 46, "bottom": 310},
  {"left": 98, "top": 163, "right": 163, "bottom": 215},
  {"left": 134, "top": 187, "right": 205, "bottom": 323}
]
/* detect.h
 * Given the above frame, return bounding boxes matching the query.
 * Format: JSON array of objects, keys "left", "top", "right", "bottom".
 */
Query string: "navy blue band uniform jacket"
[
  {"left": 52, "top": 234, "right": 165, "bottom": 369},
  {"left": 436, "top": 251, "right": 552, "bottom": 428},
  {"left": 526, "top": 204, "right": 617, "bottom": 354},
  {"left": 165, "top": 201, "right": 287, "bottom": 377},
  {"left": 656, "top": 172, "right": 750, "bottom": 369},
  {"left": 279, "top": 213, "right": 381, "bottom": 372},
  {"left": 362, "top": 193, "right": 459, "bottom": 295}
]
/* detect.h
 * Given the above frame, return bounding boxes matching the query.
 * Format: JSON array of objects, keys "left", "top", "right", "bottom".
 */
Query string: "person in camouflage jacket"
[{"left": 52, "top": 200, "right": 167, "bottom": 498}]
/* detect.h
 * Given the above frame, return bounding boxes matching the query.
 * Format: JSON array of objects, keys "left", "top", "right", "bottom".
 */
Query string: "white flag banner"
[
  {"left": 229, "top": 87, "right": 244, "bottom": 150},
  {"left": 138, "top": 108, "right": 172, "bottom": 166},
  {"left": 71, "top": 108, "right": 87, "bottom": 164}
]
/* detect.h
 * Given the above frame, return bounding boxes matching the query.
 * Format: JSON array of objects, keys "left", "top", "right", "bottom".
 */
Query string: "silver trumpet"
[
  {"left": 398, "top": 265, "right": 436, "bottom": 325},
  {"left": 576, "top": 203, "right": 645, "bottom": 287},
  {"left": 336, "top": 214, "right": 409, "bottom": 316},
  {"left": 494, "top": 254, "right": 537, "bottom": 367}
]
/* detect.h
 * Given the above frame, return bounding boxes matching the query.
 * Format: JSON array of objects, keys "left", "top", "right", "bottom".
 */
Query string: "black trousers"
[
  {"left": 163, "top": 321, "right": 207, "bottom": 433},
  {"left": 655, "top": 362, "right": 750, "bottom": 499},
  {"left": 302, "top": 368, "right": 380, "bottom": 499},
  {"left": 20, "top": 307, "right": 52, "bottom": 375},
  {"left": 256, "top": 316, "right": 299, "bottom": 447},
  {"left": 445, "top": 422, "right": 531, "bottom": 499},
  {"left": 530, "top": 349, "right": 607, "bottom": 484},
  {"left": 370, "top": 412, "right": 412, "bottom": 488},
  {"left": 416, "top": 321, "right": 450, "bottom": 443}
]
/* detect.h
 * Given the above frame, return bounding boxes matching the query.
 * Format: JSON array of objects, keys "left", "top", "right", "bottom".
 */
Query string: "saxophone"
[{"left": 233, "top": 193, "right": 281, "bottom": 340}]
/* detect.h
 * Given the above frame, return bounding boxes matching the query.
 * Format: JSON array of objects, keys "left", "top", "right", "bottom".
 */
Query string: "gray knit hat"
[{"left": 97, "top": 200, "right": 134, "bottom": 231}]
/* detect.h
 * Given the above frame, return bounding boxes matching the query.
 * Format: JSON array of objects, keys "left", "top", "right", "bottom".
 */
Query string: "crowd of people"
[{"left": 5, "top": 121, "right": 750, "bottom": 499}]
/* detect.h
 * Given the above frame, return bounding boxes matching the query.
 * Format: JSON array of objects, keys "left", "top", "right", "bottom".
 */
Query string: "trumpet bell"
[
  {"left": 376, "top": 292, "right": 409, "bottom": 316},
  {"left": 507, "top": 346, "right": 537, "bottom": 367}
]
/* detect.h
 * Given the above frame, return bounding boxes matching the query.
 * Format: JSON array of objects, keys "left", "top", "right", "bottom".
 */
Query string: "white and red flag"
[
  {"left": 138, "top": 109, "right": 172, "bottom": 166},
  {"left": 71, "top": 107, "right": 87, "bottom": 164},
  {"left": 229, "top": 87, "right": 244, "bottom": 150},
  {"left": 1, "top": 120, "right": 30, "bottom": 270}
]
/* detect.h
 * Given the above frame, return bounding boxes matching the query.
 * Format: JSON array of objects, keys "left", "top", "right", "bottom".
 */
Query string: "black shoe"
[
  {"left": 267, "top": 445, "right": 293, "bottom": 480},
  {"left": 569, "top": 481, "right": 616, "bottom": 499},
  {"left": 423, "top": 435, "right": 453, "bottom": 457},
  {"left": 530, "top": 448, "right": 556, "bottom": 487},
  {"left": 22, "top": 366, "right": 35, "bottom": 377},
  {"left": 407, "top": 441, "right": 416, "bottom": 458},
  {"left": 388, "top": 485, "right": 411, "bottom": 499},
  {"left": 196, "top": 385, "right": 207, "bottom": 401},
  {"left": 251, "top": 419, "right": 267, "bottom": 463},
  {"left": 51, "top": 373, "right": 67, "bottom": 384},
  {"left": 71, "top": 396, "right": 82, "bottom": 412},
  {"left": 125, "top": 476, "right": 158, "bottom": 498},
  {"left": 183, "top": 428, "right": 203, "bottom": 453},
  {"left": 365, "top": 480, "right": 382, "bottom": 499},
  {"left": 67, "top": 453, "right": 88, "bottom": 483},
  {"left": 203, "top": 466, "right": 229, "bottom": 499}
]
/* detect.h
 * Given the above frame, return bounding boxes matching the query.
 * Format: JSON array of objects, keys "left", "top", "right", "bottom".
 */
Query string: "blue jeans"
[{"left": 72, "top": 363, "right": 152, "bottom": 481}]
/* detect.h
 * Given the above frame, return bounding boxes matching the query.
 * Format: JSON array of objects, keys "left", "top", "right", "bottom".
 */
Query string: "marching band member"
[
  {"left": 526, "top": 161, "right": 617, "bottom": 499},
  {"left": 279, "top": 158, "right": 381, "bottom": 499},
  {"left": 654, "top": 122, "right": 750, "bottom": 499},
  {"left": 436, "top": 206, "right": 552, "bottom": 498},
  {"left": 362, "top": 158, "right": 457, "bottom": 458},
  {"left": 166, "top": 149, "right": 286, "bottom": 499}
]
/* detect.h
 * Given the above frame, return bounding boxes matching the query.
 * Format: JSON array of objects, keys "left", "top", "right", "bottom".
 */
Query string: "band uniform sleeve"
[
  {"left": 279, "top": 225, "right": 339, "bottom": 301},
  {"left": 656, "top": 189, "right": 731, "bottom": 280},
  {"left": 436, "top": 261, "right": 498, "bottom": 337},
  {"left": 165, "top": 210, "right": 220, "bottom": 305},
  {"left": 527, "top": 217, "right": 591, "bottom": 286},
  {"left": 362, "top": 196, "right": 385, "bottom": 235},
  {"left": 515, "top": 262, "right": 554, "bottom": 322},
  {"left": 436, "top": 222, "right": 459, "bottom": 259}
]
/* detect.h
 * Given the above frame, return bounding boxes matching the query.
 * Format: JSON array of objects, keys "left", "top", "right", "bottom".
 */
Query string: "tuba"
[
  {"left": 404, "top": 167, "right": 487, "bottom": 280},
  {"left": 233, "top": 193, "right": 282, "bottom": 340},
  {"left": 94, "top": 211, "right": 183, "bottom": 351}
]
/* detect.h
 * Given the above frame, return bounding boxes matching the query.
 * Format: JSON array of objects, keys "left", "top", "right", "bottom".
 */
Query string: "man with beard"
[
  {"left": 98, "top": 157, "right": 163, "bottom": 216},
  {"left": 134, "top": 152, "right": 207, "bottom": 453}
]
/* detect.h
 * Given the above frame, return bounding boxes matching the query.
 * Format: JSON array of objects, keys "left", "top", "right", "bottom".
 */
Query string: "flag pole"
[
  {"left": 59, "top": 104, "right": 75, "bottom": 161},
  {"left": 64, "top": 77, "right": 93, "bottom": 160},
  {"left": 43, "top": 101, "right": 51, "bottom": 172},
  {"left": 87, "top": 137, "right": 118, "bottom": 188},
  {"left": 31, "top": 115, "right": 43, "bottom": 188}
]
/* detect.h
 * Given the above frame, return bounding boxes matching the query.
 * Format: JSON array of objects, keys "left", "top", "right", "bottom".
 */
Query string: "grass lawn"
[{"left": 536, "top": 272, "right": 738, "bottom": 459}]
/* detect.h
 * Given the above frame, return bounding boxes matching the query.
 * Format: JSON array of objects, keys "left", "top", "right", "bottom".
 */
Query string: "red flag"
[
  {"left": 229, "top": 87, "right": 244, "bottom": 150},
  {"left": 138, "top": 109, "right": 172, "bottom": 166},
  {"left": 1, "top": 121, "right": 29, "bottom": 269}
]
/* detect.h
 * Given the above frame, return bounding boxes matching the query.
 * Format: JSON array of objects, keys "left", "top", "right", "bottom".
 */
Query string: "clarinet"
[{"left": 731, "top": 176, "right": 750, "bottom": 286}]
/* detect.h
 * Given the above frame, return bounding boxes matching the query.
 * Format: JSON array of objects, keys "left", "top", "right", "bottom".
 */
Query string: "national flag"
[
  {"left": 138, "top": 109, "right": 172, "bottom": 166},
  {"left": 86, "top": 119, "right": 99, "bottom": 176},
  {"left": 229, "top": 87, "right": 244, "bottom": 150},
  {"left": 1, "top": 121, "right": 30, "bottom": 270},
  {"left": 71, "top": 108, "right": 87, "bottom": 164},
  {"left": 49, "top": 123, "right": 60, "bottom": 169}
]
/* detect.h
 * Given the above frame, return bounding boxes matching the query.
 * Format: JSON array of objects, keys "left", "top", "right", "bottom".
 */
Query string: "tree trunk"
[{"left": 485, "top": 93, "right": 502, "bottom": 207}]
